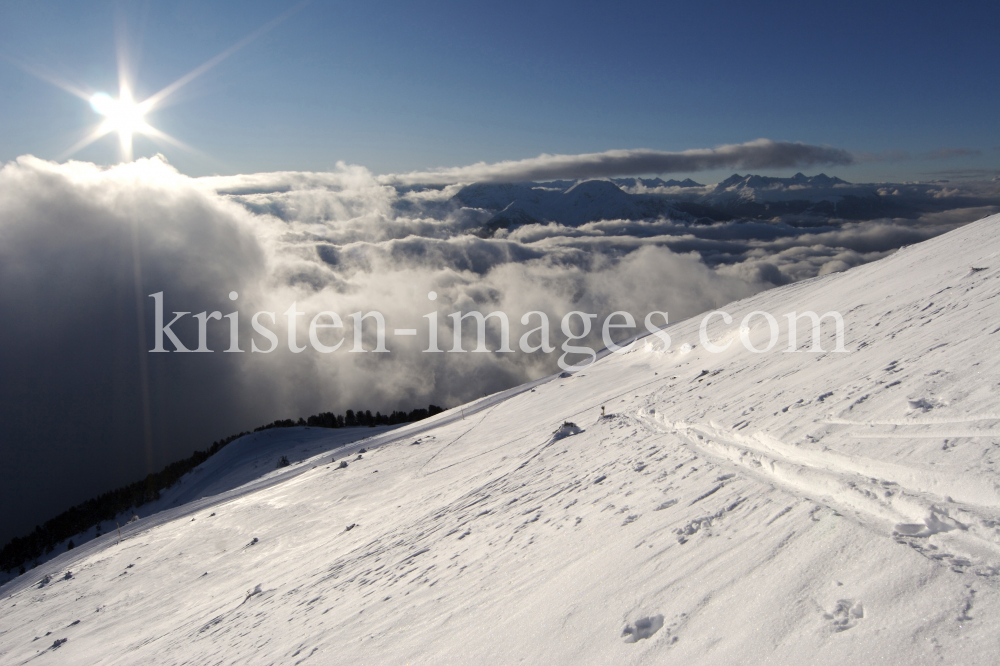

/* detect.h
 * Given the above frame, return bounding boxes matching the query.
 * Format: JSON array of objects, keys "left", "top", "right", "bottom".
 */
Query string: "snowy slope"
[
  {"left": 151, "top": 426, "right": 401, "bottom": 512},
  {"left": 2, "top": 214, "right": 1000, "bottom": 664},
  {"left": 0, "top": 426, "right": 405, "bottom": 588}
]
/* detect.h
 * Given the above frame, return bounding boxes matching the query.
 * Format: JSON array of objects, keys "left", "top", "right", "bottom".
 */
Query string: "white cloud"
[{"left": 0, "top": 152, "right": 994, "bottom": 546}]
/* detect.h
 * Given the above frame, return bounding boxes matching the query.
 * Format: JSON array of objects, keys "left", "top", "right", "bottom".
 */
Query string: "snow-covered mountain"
[
  {"left": 612, "top": 177, "right": 705, "bottom": 190},
  {"left": 714, "top": 171, "right": 850, "bottom": 192},
  {"left": 470, "top": 179, "right": 674, "bottom": 234},
  {"left": 3, "top": 214, "right": 999, "bottom": 664},
  {"left": 453, "top": 173, "right": 997, "bottom": 235},
  {"left": 0, "top": 426, "right": 405, "bottom": 588},
  {"left": 695, "top": 172, "right": 904, "bottom": 220}
]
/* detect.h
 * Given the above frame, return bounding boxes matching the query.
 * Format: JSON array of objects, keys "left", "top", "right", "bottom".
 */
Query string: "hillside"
[{"left": 1, "top": 213, "right": 998, "bottom": 664}]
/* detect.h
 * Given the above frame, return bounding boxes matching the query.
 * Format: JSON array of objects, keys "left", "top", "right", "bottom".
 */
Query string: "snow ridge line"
[
  {"left": 2, "top": 336, "right": 643, "bottom": 599},
  {"left": 0, "top": 370, "right": 569, "bottom": 600}
]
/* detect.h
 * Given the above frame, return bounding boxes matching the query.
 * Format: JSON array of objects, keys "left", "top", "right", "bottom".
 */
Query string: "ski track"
[{"left": 637, "top": 413, "right": 1000, "bottom": 576}]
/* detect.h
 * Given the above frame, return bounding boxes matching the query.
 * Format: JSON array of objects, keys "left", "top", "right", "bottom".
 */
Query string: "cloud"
[
  {"left": 921, "top": 168, "right": 1000, "bottom": 180},
  {"left": 921, "top": 148, "right": 982, "bottom": 160},
  {"left": 852, "top": 149, "right": 913, "bottom": 163},
  {"left": 0, "top": 155, "right": 279, "bottom": 545},
  {"left": 1, "top": 153, "right": 995, "bottom": 549},
  {"left": 853, "top": 147, "right": 984, "bottom": 164},
  {"left": 380, "top": 139, "right": 854, "bottom": 186},
  {"left": 0, "top": 155, "right": 764, "bottom": 545},
  {"left": 499, "top": 215, "right": 973, "bottom": 285}
]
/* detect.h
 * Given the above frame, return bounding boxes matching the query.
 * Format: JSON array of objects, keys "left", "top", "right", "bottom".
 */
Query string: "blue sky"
[{"left": 1, "top": 0, "right": 998, "bottom": 182}]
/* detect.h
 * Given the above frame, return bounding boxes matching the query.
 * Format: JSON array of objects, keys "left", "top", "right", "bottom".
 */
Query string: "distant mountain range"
[{"left": 449, "top": 173, "right": 932, "bottom": 236}]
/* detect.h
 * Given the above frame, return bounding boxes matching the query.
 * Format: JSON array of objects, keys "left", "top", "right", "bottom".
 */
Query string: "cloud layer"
[
  {"left": 1, "top": 152, "right": 996, "bottom": 546},
  {"left": 381, "top": 139, "right": 855, "bottom": 185}
]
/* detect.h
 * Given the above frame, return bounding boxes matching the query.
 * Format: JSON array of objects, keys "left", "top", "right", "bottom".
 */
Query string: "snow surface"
[
  {"left": 3, "top": 214, "right": 1000, "bottom": 664},
  {"left": 0, "top": 426, "right": 406, "bottom": 587}
]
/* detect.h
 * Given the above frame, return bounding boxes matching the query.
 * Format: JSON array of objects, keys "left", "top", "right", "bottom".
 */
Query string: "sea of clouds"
[{"left": 1, "top": 153, "right": 996, "bottom": 544}]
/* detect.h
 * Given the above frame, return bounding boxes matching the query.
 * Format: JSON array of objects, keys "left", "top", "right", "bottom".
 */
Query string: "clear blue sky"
[{"left": 1, "top": 0, "right": 998, "bottom": 182}]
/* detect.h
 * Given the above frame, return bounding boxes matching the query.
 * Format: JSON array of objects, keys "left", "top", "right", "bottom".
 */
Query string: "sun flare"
[
  {"left": 89, "top": 89, "right": 151, "bottom": 160},
  {"left": 17, "top": 2, "right": 308, "bottom": 164}
]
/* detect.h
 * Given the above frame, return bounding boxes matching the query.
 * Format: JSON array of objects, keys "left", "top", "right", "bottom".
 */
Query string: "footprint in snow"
[
  {"left": 906, "top": 397, "right": 934, "bottom": 412},
  {"left": 893, "top": 509, "right": 966, "bottom": 538},
  {"left": 621, "top": 615, "right": 665, "bottom": 643},
  {"left": 823, "top": 599, "right": 864, "bottom": 632}
]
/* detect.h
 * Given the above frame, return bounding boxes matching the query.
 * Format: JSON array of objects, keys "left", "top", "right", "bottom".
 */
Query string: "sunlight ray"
[
  {"left": 139, "top": 0, "right": 311, "bottom": 114},
  {"left": 139, "top": 124, "right": 212, "bottom": 161},
  {"left": 6, "top": 1, "right": 312, "bottom": 163},
  {"left": 57, "top": 122, "right": 115, "bottom": 161},
  {"left": 0, "top": 53, "right": 93, "bottom": 102}
]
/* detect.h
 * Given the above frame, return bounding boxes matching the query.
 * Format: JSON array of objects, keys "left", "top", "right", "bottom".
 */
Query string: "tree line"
[{"left": 0, "top": 404, "right": 444, "bottom": 575}]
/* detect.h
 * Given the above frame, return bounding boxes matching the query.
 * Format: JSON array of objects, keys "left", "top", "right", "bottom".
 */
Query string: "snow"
[
  {"left": 2, "top": 213, "right": 999, "bottom": 664},
  {"left": 0, "top": 426, "right": 404, "bottom": 587}
]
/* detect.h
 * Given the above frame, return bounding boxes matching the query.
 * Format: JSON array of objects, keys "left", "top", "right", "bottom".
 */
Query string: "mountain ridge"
[{"left": 454, "top": 173, "right": 981, "bottom": 235}]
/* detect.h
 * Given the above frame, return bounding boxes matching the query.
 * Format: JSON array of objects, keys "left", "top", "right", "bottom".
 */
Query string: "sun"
[
  {"left": 15, "top": 2, "right": 310, "bottom": 164},
  {"left": 57, "top": 77, "right": 189, "bottom": 164},
  {"left": 89, "top": 88, "right": 152, "bottom": 161}
]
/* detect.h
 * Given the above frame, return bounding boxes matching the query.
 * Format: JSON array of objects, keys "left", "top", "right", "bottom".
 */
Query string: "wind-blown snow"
[{"left": 2, "top": 214, "right": 999, "bottom": 664}]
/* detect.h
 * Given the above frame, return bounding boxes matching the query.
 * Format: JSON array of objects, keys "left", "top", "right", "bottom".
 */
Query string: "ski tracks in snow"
[{"left": 637, "top": 409, "right": 1000, "bottom": 579}]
